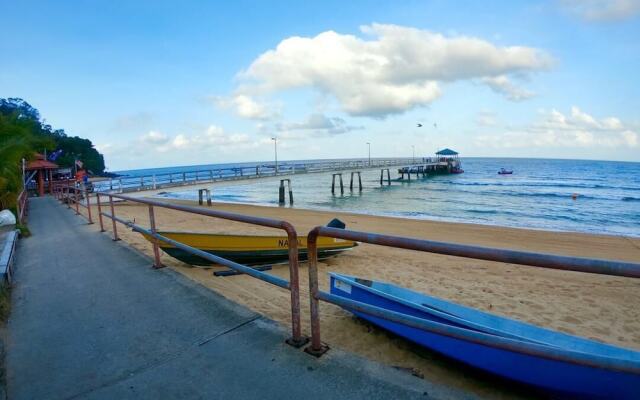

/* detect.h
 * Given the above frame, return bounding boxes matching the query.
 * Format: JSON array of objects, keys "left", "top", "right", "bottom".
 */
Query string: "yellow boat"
[{"left": 139, "top": 231, "right": 358, "bottom": 266}]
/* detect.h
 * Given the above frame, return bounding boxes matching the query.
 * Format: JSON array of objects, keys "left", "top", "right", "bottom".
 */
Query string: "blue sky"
[{"left": 2, "top": 0, "right": 639, "bottom": 170}]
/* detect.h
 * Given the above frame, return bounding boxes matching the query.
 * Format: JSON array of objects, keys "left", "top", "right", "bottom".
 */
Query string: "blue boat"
[{"left": 329, "top": 273, "right": 640, "bottom": 399}]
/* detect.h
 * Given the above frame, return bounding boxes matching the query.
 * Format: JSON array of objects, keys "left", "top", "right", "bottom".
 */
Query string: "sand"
[{"left": 79, "top": 199, "right": 640, "bottom": 398}]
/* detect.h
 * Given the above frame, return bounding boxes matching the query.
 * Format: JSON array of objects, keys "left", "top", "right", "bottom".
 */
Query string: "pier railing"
[
  {"left": 55, "top": 186, "right": 309, "bottom": 347},
  {"left": 304, "top": 226, "right": 640, "bottom": 366},
  {"left": 93, "top": 158, "right": 419, "bottom": 194}
]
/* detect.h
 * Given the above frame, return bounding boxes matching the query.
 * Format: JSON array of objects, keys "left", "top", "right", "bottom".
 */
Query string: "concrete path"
[{"left": 5, "top": 197, "right": 470, "bottom": 400}]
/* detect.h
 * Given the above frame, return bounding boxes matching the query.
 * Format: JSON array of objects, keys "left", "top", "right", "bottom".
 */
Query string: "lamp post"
[
  {"left": 366, "top": 142, "right": 371, "bottom": 167},
  {"left": 412, "top": 145, "right": 415, "bottom": 164},
  {"left": 271, "top": 137, "right": 278, "bottom": 174}
]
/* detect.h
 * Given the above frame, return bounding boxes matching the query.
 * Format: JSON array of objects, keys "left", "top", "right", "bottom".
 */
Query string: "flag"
[
  {"left": 48, "top": 149, "right": 63, "bottom": 161},
  {"left": 75, "top": 159, "right": 84, "bottom": 169}
]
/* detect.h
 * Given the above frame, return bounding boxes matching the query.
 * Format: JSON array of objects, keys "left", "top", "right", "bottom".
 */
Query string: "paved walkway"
[{"left": 5, "top": 197, "right": 469, "bottom": 400}]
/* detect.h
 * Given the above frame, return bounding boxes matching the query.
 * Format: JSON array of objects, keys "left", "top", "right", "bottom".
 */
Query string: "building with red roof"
[{"left": 26, "top": 154, "right": 59, "bottom": 196}]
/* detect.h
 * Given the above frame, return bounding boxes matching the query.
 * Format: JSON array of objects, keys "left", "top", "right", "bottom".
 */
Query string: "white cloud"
[
  {"left": 214, "top": 94, "right": 275, "bottom": 120},
  {"left": 140, "top": 130, "right": 169, "bottom": 145},
  {"left": 482, "top": 75, "right": 535, "bottom": 101},
  {"left": 476, "top": 110, "right": 498, "bottom": 127},
  {"left": 133, "top": 125, "right": 256, "bottom": 154},
  {"left": 236, "top": 23, "right": 551, "bottom": 117},
  {"left": 274, "top": 113, "right": 364, "bottom": 135},
  {"left": 475, "top": 107, "right": 638, "bottom": 149},
  {"left": 561, "top": 0, "right": 640, "bottom": 22}
]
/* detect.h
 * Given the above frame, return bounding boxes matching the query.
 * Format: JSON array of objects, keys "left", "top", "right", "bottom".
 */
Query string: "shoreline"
[
  {"left": 81, "top": 199, "right": 640, "bottom": 397},
  {"left": 157, "top": 195, "right": 640, "bottom": 239}
]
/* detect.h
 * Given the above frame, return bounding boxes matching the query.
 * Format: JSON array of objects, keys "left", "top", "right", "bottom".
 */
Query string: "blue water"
[{"left": 117, "top": 158, "right": 640, "bottom": 237}]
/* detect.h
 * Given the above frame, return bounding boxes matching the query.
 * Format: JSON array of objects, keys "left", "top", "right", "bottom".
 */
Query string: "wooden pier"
[{"left": 96, "top": 157, "right": 417, "bottom": 195}]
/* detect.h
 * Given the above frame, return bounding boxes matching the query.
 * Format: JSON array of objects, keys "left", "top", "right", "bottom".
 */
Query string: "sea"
[{"left": 114, "top": 158, "right": 640, "bottom": 238}]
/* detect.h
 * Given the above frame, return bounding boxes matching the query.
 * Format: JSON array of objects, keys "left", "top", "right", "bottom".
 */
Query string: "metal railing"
[
  {"left": 53, "top": 180, "right": 94, "bottom": 224},
  {"left": 93, "top": 158, "right": 422, "bottom": 194},
  {"left": 53, "top": 184, "right": 308, "bottom": 346},
  {"left": 304, "top": 226, "right": 640, "bottom": 370},
  {"left": 90, "top": 192, "right": 308, "bottom": 347},
  {"left": 16, "top": 189, "right": 28, "bottom": 224}
]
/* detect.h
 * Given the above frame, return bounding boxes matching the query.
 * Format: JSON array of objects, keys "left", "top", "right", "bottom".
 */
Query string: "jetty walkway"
[
  {"left": 92, "top": 157, "right": 452, "bottom": 195},
  {"left": 5, "top": 197, "right": 465, "bottom": 399}
]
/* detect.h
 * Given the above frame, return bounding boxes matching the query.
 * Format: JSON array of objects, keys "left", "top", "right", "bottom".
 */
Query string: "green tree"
[
  {"left": 1, "top": 97, "right": 106, "bottom": 176},
  {"left": 1, "top": 97, "right": 109, "bottom": 211},
  {"left": 0, "top": 112, "right": 53, "bottom": 209}
]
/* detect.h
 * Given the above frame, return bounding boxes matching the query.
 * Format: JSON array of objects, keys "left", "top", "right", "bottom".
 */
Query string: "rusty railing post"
[
  {"left": 96, "top": 193, "right": 105, "bottom": 232},
  {"left": 16, "top": 199, "right": 22, "bottom": 225},
  {"left": 109, "top": 195, "right": 119, "bottom": 241},
  {"left": 283, "top": 223, "right": 307, "bottom": 348},
  {"left": 85, "top": 189, "right": 93, "bottom": 224},
  {"left": 148, "top": 205, "right": 163, "bottom": 268},
  {"left": 304, "top": 227, "right": 327, "bottom": 356},
  {"left": 74, "top": 186, "right": 80, "bottom": 215}
]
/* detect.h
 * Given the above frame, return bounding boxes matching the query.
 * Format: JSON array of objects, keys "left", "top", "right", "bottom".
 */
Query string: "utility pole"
[
  {"left": 271, "top": 137, "right": 278, "bottom": 174},
  {"left": 366, "top": 142, "right": 371, "bottom": 167}
]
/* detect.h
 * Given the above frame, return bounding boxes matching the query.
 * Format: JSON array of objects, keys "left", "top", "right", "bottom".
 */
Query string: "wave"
[
  {"left": 444, "top": 180, "right": 640, "bottom": 191},
  {"left": 422, "top": 185, "right": 638, "bottom": 202}
]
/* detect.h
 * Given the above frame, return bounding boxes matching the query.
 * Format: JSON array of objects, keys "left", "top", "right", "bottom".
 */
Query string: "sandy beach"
[{"left": 80, "top": 199, "right": 640, "bottom": 397}]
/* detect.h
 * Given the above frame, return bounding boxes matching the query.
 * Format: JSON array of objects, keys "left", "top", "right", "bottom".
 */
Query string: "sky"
[{"left": 1, "top": 0, "right": 639, "bottom": 171}]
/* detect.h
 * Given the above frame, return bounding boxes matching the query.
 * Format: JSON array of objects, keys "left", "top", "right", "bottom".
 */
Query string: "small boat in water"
[
  {"left": 329, "top": 273, "right": 640, "bottom": 398},
  {"left": 139, "top": 231, "right": 357, "bottom": 266},
  {"left": 498, "top": 168, "right": 513, "bottom": 175}
]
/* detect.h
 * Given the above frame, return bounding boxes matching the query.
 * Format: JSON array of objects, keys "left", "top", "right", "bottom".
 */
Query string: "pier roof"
[{"left": 435, "top": 148, "right": 458, "bottom": 156}]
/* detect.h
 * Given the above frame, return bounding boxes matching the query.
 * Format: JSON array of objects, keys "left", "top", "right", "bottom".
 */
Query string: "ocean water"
[{"left": 119, "top": 158, "right": 640, "bottom": 237}]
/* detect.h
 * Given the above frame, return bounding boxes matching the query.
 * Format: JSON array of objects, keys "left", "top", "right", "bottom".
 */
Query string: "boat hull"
[
  {"left": 141, "top": 232, "right": 357, "bottom": 266},
  {"left": 330, "top": 275, "right": 640, "bottom": 399}
]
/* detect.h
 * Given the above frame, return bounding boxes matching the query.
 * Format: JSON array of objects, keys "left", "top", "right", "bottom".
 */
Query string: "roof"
[
  {"left": 435, "top": 148, "right": 458, "bottom": 156},
  {"left": 26, "top": 154, "right": 59, "bottom": 170}
]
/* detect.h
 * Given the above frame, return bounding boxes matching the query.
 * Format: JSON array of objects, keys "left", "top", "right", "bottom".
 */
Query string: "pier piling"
[
  {"left": 349, "top": 172, "right": 362, "bottom": 192},
  {"left": 380, "top": 169, "right": 391, "bottom": 185},
  {"left": 198, "top": 189, "right": 212, "bottom": 206},
  {"left": 332, "top": 173, "right": 344, "bottom": 195},
  {"left": 279, "top": 179, "right": 293, "bottom": 205}
]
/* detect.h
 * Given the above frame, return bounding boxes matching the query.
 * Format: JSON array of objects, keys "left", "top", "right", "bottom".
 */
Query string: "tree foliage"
[
  {"left": 0, "top": 110, "right": 53, "bottom": 208},
  {"left": 0, "top": 97, "right": 106, "bottom": 209}
]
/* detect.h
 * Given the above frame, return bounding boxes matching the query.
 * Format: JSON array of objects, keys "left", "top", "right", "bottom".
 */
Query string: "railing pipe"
[
  {"left": 108, "top": 195, "right": 119, "bottom": 241},
  {"left": 306, "top": 226, "right": 640, "bottom": 355},
  {"left": 130, "top": 224, "right": 289, "bottom": 288},
  {"left": 85, "top": 188, "right": 93, "bottom": 224},
  {"left": 96, "top": 193, "right": 105, "bottom": 232},
  {"left": 74, "top": 186, "right": 80, "bottom": 215},
  {"left": 99, "top": 193, "right": 305, "bottom": 345},
  {"left": 148, "top": 205, "right": 162, "bottom": 268},
  {"left": 310, "top": 227, "right": 640, "bottom": 279}
]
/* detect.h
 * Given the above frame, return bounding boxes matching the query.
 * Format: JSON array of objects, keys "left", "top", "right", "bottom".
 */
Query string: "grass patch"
[
  {"left": 0, "top": 283, "right": 10, "bottom": 322},
  {"left": 15, "top": 223, "right": 30, "bottom": 237}
]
